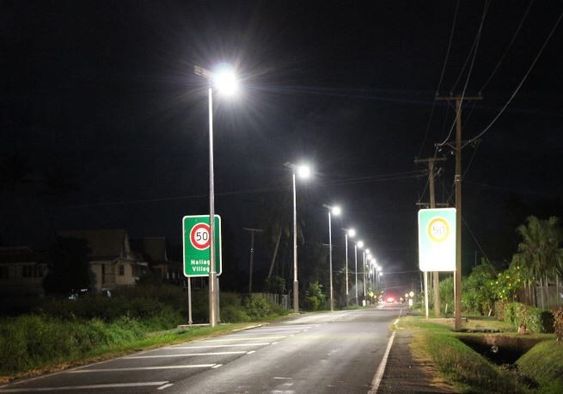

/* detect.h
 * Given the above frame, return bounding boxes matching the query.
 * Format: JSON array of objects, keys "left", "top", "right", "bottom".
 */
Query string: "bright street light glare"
[
  {"left": 331, "top": 206, "right": 341, "bottom": 216},
  {"left": 365, "top": 249, "right": 370, "bottom": 254},
  {"left": 348, "top": 228, "right": 356, "bottom": 238},
  {"left": 296, "top": 164, "right": 311, "bottom": 179},
  {"left": 212, "top": 65, "right": 239, "bottom": 97},
  {"left": 357, "top": 240, "right": 364, "bottom": 248}
]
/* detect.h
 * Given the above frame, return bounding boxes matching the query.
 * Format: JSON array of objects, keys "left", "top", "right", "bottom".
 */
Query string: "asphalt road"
[{"left": 0, "top": 305, "right": 403, "bottom": 394}]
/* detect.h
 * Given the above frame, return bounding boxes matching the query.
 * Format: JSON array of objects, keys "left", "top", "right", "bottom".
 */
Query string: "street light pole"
[
  {"left": 324, "top": 204, "right": 341, "bottom": 312},
  {"left": 363, "top": 251, "right": 367, "bottom": 304},
  {"left": 344, "top": 228, "right": 356, "bottom": 307},
  {"left": 328, "top": 210, "right": 334, "bottom": 311},
  {"left": 292, "top": 172, "right": 298, "bottom": 313},
  {"left": 345, "top": 232, "right": 349, "bottom": 306},
  {"left": 207, "top": 86, "right": 218, "bottom": 327},
  {"left": 194, "top": 64, "right": 239, "bottom": 327}
]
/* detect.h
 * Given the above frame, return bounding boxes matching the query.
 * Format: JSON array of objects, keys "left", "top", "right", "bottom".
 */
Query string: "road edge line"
[{"left": 368, "top": 311, "right": 402, "bottom": 393}]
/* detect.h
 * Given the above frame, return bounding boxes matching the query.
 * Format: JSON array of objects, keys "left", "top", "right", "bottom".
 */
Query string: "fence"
[{"left": 255, "top": 292, "right": 291, "bottom": 310}]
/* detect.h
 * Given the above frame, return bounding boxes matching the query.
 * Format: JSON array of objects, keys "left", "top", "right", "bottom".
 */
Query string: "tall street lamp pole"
[
  {"left": 356, "top": 240, "right": 364, "bottom": 305},
  {"left": 344, "top": 228, "right": 355, "bottom": 306},
  {"left": 324, "top": 205, "right": 341, "bottom": 312},
  {"left": 286, "top": 162, "right": 311, "bottom": 313},
  {"left": 194, "top": 64, "right": 238, "bottom": 327}
]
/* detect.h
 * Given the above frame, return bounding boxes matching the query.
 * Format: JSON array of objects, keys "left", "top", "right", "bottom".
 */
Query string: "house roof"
[
  {"left": 130, "top": 237, "right": 168, "bottom": 263},
  {"left": 59, "top": 229, "right": 130, "bottom": 260},
  {"left": 0, "top": 246, "right": 39, "bottom": 264}
]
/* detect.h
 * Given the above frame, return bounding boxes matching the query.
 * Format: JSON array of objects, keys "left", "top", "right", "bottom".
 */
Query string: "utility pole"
[
  {"left": 243, "top": 227, "right": 263, "bottom": 293},
  {"left": 415, "top": 157, "right": 446, "bottom": 318},
  {"left": 436, "top": 95, "right": 482, "bottom": 330}
]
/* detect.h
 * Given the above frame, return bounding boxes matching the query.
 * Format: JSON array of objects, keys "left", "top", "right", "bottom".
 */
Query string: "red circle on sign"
[{"left": 190, "top": 223, "right": 211, "bottom": 250}]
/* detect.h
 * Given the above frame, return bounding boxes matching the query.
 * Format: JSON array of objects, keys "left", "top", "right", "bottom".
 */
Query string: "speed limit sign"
[
  {"left": 418, "top": 208, "right": 455, "bottom": 272},
  {"left": 182, "top": 215, "right": 222, "bottom": 277},
  {"left": 190, "top": 223, "right": 211, "bottom": 250}
]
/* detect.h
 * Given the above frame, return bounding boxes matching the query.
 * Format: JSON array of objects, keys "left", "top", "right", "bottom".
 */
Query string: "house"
[
  {"left": 59, "top": 229, "right": 148, "bottom": 291},
  {"left": 130, "top": 237, "right": 183, "bottom": 284},
  {"left": 0, "top": 246, "right": 47, "bottom": 298}
]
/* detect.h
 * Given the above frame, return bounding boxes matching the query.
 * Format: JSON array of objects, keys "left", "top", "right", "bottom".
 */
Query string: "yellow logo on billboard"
[{"left": 427, "top": 217, "right": 450, "bottom": 243}]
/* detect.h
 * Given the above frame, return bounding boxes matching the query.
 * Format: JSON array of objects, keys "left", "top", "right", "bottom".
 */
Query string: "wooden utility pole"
[
  {"left": 243, "top": 227, "right": 263, "bottom": 293},
  {"left": 415, "top": 156, "right": 446, "bottom": 317},
  {"left": 436, "top": 95, "right": 482, "bottom": 330}
]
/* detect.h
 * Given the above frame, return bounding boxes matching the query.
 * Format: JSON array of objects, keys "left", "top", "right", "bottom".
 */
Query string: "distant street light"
[
  {"left": 285, "top": 162, "right": 312, "bottom": 313},
  {"left": 194, "top": 63, "right": 240, "bottom": 327},
  {"left": 344, "top": 228, "right": 356, "bottom": 306},
  {"left": 324, "top": 204, "right": 341, "bottom": 311}
]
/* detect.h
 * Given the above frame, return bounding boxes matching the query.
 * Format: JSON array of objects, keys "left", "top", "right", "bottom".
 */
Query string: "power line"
[
  {"left": 436, "top": 0, "right": 490, "bottom": 148},
  {"left": 465, "top": 9, "right": 563, "bottom": 147},
  {"left": 479, "top": 0, "right": 535, "bottom": 93},
  {"left": 61, "top": 171, "right": 426, "bottom": 210},
  {"left": 417, "top": 0, "right": 461, "bottom": 157}
]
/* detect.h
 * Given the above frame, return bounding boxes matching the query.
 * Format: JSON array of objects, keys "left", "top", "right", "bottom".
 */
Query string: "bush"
[
  {"left": 554, "top": 307, "right": 563, "bottom": 341},
  {"left": 221, "top": 305, "right": 250, "bottom": 323},
  {"left": 503, "top": 302, "right": 554, "bottom": 333},
  {"left": 242, "top": 294, "right": 273, "bottom": 320},
  {"left": 0, "top": 314, "right": 148, "bottom": 374},
  {"left": 305, "top": 281, "right": 326, "bottom": 311}
]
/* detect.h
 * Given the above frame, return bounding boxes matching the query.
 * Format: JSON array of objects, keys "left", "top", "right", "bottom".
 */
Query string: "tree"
[
  {"left": 43, "top": 236, "right": 93, "bottom": 295},
  {"left": 512, "top": 216, "right": 563, "bottom": 308},
  {"left": 462, "top": 260, "right": 497, "bottom": 315}
]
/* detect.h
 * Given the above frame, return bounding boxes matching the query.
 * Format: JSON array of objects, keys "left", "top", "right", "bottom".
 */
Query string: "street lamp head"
[
  {"left": 212, "top": 65, "right": 239, "bottom": 97},
  {"left": 331, "top": 205, "right": 341, "bottom": 216},
  {"left": 357, "top": 240, "right": 364, "bottom": 248},
  {"left": 365, "top": 248, "right": 370, "bottom": 254},
  {"left": 347, "top": 228, "right": 356, "bottom": 238},
  {"left": 296, "top": 164, "right": 312, "bottom": 179}
]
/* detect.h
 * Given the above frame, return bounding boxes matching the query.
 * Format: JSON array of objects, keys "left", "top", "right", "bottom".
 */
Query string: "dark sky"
[{"left": 2, "top": 0, "right": 562, "bottom": 291}]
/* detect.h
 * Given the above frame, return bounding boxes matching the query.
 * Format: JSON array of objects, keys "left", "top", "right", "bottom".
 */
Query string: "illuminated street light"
[
  {"left": 194, "top": 63, "right": 240, "bottom": 327},
  {"left": 285, "top": 162, "right": 312, "bottom": 313},
  {"left": 324, "top": 204, "right": 341, "bottom": 312}
]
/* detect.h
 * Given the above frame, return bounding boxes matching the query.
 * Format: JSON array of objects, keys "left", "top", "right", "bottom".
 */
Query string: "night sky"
[{"left": 2, "top": 0, "right": 562, "bottom": 292}]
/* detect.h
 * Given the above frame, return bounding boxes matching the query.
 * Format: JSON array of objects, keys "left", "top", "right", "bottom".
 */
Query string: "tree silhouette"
[{"left": 43, "top": 236, "right": 93, "bottom": 295}]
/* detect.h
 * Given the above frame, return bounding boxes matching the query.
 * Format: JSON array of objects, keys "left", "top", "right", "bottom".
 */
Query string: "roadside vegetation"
[
  {"left": 0, "top": 283, "right": 289, "bottom": 380},
  {"left": 403, "top": 215, "right": 563, "bottom": 392},
  {"left": 401, "top": 316, "right": 562, "bottom": 393}
]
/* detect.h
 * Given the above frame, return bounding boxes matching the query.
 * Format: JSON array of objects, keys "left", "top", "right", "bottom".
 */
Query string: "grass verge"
[
  {"left": 517, "top": 340, "right": 563, "bottom": 393},
  {"left": 0, "top": 319, "right": 273, "bottom": 384},
  {"left": 400, "top": 316, "right": 558, "bottom": 393}
]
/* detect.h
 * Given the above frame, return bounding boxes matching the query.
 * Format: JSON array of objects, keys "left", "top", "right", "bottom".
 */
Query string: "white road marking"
[
  {"left": 157, "top": 383, "right": 174, "bottom": 391},
  {"left": 172, "top": 343, "right": 269, "bottom": 349},
  {"left": 273, "top": 377, "right": 293, "bottom": 380},
  {"left": 211, "top": 364, "right": 223, "bottom": 369},
  {"left": 368, "top": 330, "right": 397, "bottom": 393},
  {"left": 69, "top": 364, "right": 216, "bottom": 373},
  {"left": 204, "top": 336, "right": 286, "bottom": 342},
  {"left": 124, "top": 351, "right": 247, "bottom": 358},
  {"left": 0, "top": 381, "right": 169, "bottom": 392},
  {"left": 246, "top": 351, "right": 256, "bottom": 355}
]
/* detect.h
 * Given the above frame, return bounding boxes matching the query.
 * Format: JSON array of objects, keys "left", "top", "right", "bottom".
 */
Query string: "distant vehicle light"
[{"left": 387, "top": 297, "right": 395, "bottom": 303}]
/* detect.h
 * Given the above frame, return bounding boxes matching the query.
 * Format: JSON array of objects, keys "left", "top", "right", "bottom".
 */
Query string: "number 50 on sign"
[{"left": 182, "top": 215, "right": 222, "bottom": 277}]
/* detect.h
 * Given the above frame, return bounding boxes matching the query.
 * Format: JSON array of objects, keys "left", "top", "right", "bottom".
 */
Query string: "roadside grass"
[
  {"left": 0, "top": 320, "right": 268, "bottom": 384},
  {"left": 0, "top": 288, "right": 292, "bottom": 383},
  {"left": 517, "top": 340, "right": 563, "bottom": 393},
  {"left": 399, "top": 316, "right": 554, "bottom": 393}
]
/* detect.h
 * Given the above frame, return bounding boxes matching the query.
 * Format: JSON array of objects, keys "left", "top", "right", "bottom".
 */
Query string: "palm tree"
[{"left": 513, "top": 216, "right": 563, "bottom": 308}]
